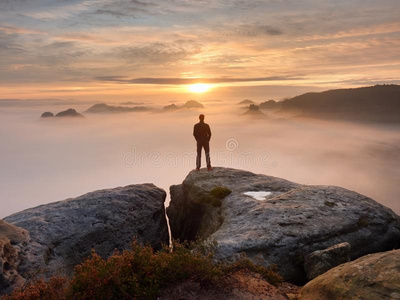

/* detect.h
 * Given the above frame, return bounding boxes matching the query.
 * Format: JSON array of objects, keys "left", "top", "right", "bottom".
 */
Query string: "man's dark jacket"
[{"left": 193, "top": 121, "right": 211, "bottom": 142}]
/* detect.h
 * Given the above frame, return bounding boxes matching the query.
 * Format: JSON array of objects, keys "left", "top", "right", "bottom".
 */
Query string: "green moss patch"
[{"left": 210, "top": 186, "right": 232, "bottom": 199}]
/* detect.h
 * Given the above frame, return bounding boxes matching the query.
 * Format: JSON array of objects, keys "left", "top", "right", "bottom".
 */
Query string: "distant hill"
[
  {"left": 280, "top": 85, "right": 400, "bottom": 122},
  {"left": 181, "top": 100, "right": 204, "bottom": 109},
  {"left": 162, "top": 100, "right": 204, "bottom": 111},
  {"left": 259, "top": 100, "right": 280, "bottom": 110},
  {"left": 162, "top": 104, "right": 179, "bottom": 111},
  {"left": 243, "top": 104, "right": 264, "bottom": 118},
  {"left": 238, "top": 99, "right": 255, "bottom": 105},
  {"left": 41, "top": 112, "right": 54, "bottom": 118},
  {"left": 55, "top": 108, "right": 84, "bottom": 118},
  {"left": 40, "top": 108, "right": 84, "bottom": 118},
  {"left": 86, "top": 103, "right": 149, "bottom": 114}
]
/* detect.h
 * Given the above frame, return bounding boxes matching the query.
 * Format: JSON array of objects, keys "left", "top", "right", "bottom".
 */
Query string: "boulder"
[
  {"left": 167, "top": 167, "right": 400, "bottom": 283},
  {"left": 0, "top": 220, "right": 29, "bottom": 294},
  {"left": 300, "top": 249, "right": 400, "bottom": 300},
  {"left": 304, "top": 242, "right": 351, "bottom": 280},
  {"left": 2, "top": 183, "right": 169, "bottom": 294}
]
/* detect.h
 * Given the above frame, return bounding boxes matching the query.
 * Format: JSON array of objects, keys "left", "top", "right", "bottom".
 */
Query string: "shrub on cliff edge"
[{"left": 2, "top": 240, "right": 282, "bottom": 300}]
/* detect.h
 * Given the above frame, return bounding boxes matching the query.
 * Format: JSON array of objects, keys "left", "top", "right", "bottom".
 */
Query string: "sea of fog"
[{"left": 1, "top": 100, "right": 399, "bottom": 218}]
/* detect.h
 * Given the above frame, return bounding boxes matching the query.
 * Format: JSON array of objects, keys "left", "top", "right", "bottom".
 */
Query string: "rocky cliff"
[
  {"left": 167, "top": 167, "right": 400, "bottom": 283},
  {"left": 1, "top": 183, "right": 169, "bottom": 294}
]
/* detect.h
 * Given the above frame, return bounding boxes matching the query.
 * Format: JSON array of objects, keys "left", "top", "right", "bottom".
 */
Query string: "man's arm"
[
  {"left": 207, "top": 125, "right": 212, "bottom": 141},
  {"left": 193, "top": 125, "right": 198, "bottom": 141}
]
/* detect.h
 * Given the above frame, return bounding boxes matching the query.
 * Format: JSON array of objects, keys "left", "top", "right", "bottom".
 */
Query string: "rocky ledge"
[
  {"left": 1, "top": 183, "right": 168, "bottom": 294},
  {"left": 167, "top": 167, "right": 400, "bottom": 283},
  {"left": 300, "top": 249, "right": 400, "bottom": 300}
]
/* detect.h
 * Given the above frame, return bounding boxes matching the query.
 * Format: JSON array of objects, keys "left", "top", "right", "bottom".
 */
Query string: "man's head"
[{"left": 199, "top": 114, "right": 205, "bottom": 122}]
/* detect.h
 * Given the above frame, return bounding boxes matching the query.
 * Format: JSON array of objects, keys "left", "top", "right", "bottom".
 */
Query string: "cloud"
[
  {"left": 113, "top": 42, "right": 200, "bottom": 65},
  {"left": 294, "top": 22, "right": 400, "bottom": 42},
  {"left": 94, "top": 76, "right": 302, "bottom": 84},
  {"left": 90, "top": 0, "right": 158, "bottom": 18},
  {"left": 0, "top": 0, "right": 399, "bottom": 90},
  {"left": 0, "top": 31, "right": 24, "bottom": 53},
  {"left": 235, "top": 24, "right": 283, "bottom": 37},
  {"left": 17, "top": 1, "right": 95, "bottom": 20},
  {"left": 0, "top": 25, "right": 43, "bottom": 35}
]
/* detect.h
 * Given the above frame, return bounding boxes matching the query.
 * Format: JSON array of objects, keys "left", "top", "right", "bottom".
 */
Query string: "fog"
[{"left": 1, "top": 100, "right": 399, "bottom": 218}]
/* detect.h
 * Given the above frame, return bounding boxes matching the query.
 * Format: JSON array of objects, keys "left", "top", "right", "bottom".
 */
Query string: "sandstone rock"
[
  {"left": 182, "top": 100, "right": 204, "bottom": 109},
  {"left": 85, "top": 103, "right": 149, "bottom": 114},
  {"left": 259, "top": 100, "right": 280, "bottom": 110},
  {"left": 162, "top": 104, "right": 179, "bottom": 111},
  {"left": 3, "top": 183, "right": 169, "bottom": 293},
  {"left": 0, "top": 220, "right": 29, "bottom": 294},
  {"left": 167, "top": 167, "right": 400, "bottom": 283},
  {"left": 40, "top": 112, "right": 54, "bottom": 118},
  {"left": 55, "top": 108, "right": 84, "bottom": 117},
  {"left": 300, "top": 249, "right": 400, "bottom": 300},
  {"left": 304, "top": 242, "right": 351, "bottom": 280},
  {"left": 237, "top": 99, "right": 255, "bottom": 105},
  {"left": 243, "top": 104, "right": 265, "bottom": 117}
]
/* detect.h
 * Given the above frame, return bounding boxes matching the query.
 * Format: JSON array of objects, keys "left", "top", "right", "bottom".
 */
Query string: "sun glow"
[{"left": 188, "top": 83, "right": 212, "bottom": 93}]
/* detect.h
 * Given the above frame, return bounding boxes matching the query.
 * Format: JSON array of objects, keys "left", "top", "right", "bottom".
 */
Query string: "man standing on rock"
[{"left": 193, "top": 114, "right": 212, "bottom": 171}]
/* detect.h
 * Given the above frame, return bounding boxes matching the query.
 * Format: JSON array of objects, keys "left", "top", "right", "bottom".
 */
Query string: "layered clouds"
[{"left": 0, "top": 0, "right": 399, "bottom": 99}]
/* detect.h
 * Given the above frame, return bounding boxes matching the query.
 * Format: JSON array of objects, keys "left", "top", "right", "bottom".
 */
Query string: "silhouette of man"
[{"left": 193, "top": 114, "right": 212, "bottom": 171}]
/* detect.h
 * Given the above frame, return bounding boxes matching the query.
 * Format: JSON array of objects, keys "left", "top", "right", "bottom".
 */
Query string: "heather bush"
[
  {"left": 2, "top": 240, "right": 282, "bottom": 300},
  {"left": 1, "top": 277, "right": 67, "bottom": 300}
]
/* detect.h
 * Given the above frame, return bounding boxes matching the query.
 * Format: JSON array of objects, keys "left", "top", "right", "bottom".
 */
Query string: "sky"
[{"left": 0, "top": 0, "right": 400, "bottom": 101}]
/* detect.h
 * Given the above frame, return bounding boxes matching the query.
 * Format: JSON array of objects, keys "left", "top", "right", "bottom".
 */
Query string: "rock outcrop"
[
  {"left": 280, "top": 84, "right": 400, "bottom": 123},
  {"left": 259, "top": 100, "right": 280, "bottom": 110},
  {"left": 182, "top": 100, "right": 204, "bottom": 109},
  {"left": 304, "top": 242, "right": 351, "bottom": 280},
  {"left": 162, "top": 100, "right": 205, "bottom": 112},
  {"left": 40, "top": 112, "right": 54, "bottom": 118},
  {"left": 55, "top": 108, "right": 84, "bottom": 118},
  {"left": 300, "top": 249, "right": 400, "bottom": 300},
  {"left": 237, "top": 99, "right": 255, "bottom": 105},
  {"left": 0, "top": 221, "right": 29, "bottom": 295},
  {"left": 162, "top": 104, "right": 179, "bottom": 111},
  {"left": 167, "top": 167, "right": 400, "bottom": 283},
  {"left": 85, "top": 103, "right": 149, "bottom": 113},
  {"left": 2, "top": 184, "right": 169, "bottom": 294},
  {"left": 243, "top": 104, "right": 265, "bottom": 117}
]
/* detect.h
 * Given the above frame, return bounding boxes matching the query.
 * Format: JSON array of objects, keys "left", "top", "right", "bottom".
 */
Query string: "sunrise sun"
[{"left": 188, "top": 83, "right": 212, "bottom": 93}]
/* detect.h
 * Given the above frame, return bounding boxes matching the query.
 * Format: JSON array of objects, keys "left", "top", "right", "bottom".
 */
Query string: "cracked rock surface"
[
  {"left": 300, "top": 249, "right": 400, "bottom": 300},
  {"left": 167, "top": 167, "right": 400, "bottom": 283},
  {"left": 2, "top": 183, "right": 168, "bottom": 294}
]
